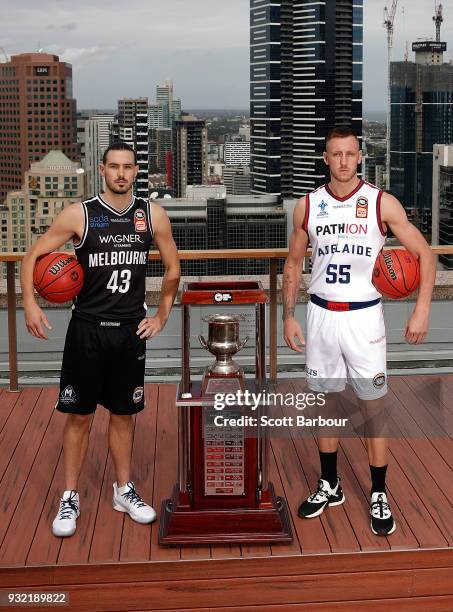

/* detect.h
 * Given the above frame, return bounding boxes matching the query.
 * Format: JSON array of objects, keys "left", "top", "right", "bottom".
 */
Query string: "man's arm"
[
  {"left": 282, "top": 196, "right": 309, "bottom": 353},
  {"left": 137, "top": 203, "right": 180, "bottom": 339},
  {"left": 21, "top": 203, "right": 84, "bottom": 340},
  {"left": 380, "top": 192, "right": 436, "bottom": 344}
]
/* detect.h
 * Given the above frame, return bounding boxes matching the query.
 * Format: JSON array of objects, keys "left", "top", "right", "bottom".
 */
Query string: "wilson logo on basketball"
[
  {"left": 49, "top": 257, "right": 73, "bottom": 276},
  {"left": 382, "top": 252, "right": 398, "bottom": 281}
]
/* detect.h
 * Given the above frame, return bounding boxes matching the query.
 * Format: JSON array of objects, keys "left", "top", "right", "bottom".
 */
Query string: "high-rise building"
[
  {"left": 78, "top": 114, "right": 114, "bottom": 196},
  {"left": 224, "top": 166, "right": 252, "bottom": 195},
  {"left": 148, "top": 104, "right": 165, "bottom": 129},
  {"left": 224, "top": 141, "right": 251, "bottom": 166},
  {"left": 250, "top": 0, "right": 363, "bottom": 198},
  {"left": 172, "top": 117, "right": 209, "bottom": 197},
  {"left": 114, "top": 98, "right": 149, "bottom": 199},
  {"left": 156, "top": 80, "right": 182, "bottom": 127},
  {"left": 91, "top": 114, "right": 114, "bottom": 152},
  {"left": 390, "top": 40, "right": 452, "bottom": 232},
  {"left": 156, "top": 128, "right": 172, "bottom": 173},
  {"left": 0, "top": 150, "right": 84, "bottom": 278},
  {"left": 432, "top": 144, "right": 453, "bottom": 269},
  {"left": 0, "top": 52, "right": 79, "bottom": 205}
]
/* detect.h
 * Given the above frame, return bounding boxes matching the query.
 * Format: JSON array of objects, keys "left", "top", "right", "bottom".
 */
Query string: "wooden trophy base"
[{"left": 158, "top": 483, "right": 293, "bottom": 545}]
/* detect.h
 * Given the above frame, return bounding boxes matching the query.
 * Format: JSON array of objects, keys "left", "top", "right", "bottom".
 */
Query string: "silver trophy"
[{"left": 199, "top": 314, "right": 249, "bottom": 375}]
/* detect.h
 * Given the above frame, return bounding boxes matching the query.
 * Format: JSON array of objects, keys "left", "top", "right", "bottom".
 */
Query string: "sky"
[{"left": 2, "top": 0, "right": 452, "bottom": 114}]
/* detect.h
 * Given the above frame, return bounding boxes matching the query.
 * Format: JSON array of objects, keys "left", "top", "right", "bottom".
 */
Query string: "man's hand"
[
  {"left": 404, "top": 309, "right": 430, "bottom": 345},
  {"left": 283, "top": 317, "right": 305, "bottom": 353},
  {"left": 137, "top": 314, "right": 165, "bottom": 340},
  {"left": 24, "top": 301, "right": 52, "bottom": 340}
]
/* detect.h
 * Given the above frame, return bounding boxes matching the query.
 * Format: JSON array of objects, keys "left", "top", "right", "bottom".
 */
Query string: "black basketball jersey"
[{"left": 73, "top": 194, "right": 154, "bottom": 321}]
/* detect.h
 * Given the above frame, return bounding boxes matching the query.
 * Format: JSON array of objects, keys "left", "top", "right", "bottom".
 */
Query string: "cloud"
[{"left": 44, "top": 44, "right": 118, "bottom": 66}]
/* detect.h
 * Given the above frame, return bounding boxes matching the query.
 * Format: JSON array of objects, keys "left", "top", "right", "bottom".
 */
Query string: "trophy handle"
[
  {"left": 198, "top": 335, "right": 209, "bottom": 350},
  {"left": 238, "top": 336, "right": 250, "bottom": 351}
]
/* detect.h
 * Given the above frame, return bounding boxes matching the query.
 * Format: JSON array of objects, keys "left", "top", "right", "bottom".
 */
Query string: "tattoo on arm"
[{"left": 282, "top": 267, "right": 298, "bottom": 321}]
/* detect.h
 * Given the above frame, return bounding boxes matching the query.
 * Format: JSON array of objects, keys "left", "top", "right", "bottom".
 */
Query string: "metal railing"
[{"left": 2, "top": 246, "right": 453, "bottom": 392}]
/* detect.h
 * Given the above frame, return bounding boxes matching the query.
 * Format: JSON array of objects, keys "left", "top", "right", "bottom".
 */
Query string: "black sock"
[
  {"left": 319, "top": 450, "right": 338, "bottom": 489},
  {"left": 370, "top": 464, "right": 387, "bottom": 494}
]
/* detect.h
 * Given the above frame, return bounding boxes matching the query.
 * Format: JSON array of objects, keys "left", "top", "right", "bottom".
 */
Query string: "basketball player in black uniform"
[
  {"left": 283, "top": 128, "right": 435, "bottom": 536},
  {"left": 21, "top": 142, "right": 180, "bottom": 537}
]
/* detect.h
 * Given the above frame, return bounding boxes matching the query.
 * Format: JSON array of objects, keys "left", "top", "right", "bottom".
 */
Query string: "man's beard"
[{"left": 105, "top": 178, "right": 131, "bottom": 194}]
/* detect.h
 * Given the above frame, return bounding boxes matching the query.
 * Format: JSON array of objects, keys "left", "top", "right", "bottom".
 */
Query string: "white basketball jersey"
[{"left": 305, "top": 180, "right": 386, "bottom": 301}]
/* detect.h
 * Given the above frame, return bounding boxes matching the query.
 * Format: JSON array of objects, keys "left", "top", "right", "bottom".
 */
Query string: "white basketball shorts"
[{"left": 305, "top": 301, "right": 388, "bottom": 400}]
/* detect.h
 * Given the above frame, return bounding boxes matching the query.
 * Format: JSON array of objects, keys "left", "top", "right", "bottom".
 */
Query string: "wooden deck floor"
[{"left": 1, "top": 375, "right": 453, "bottom": 610}]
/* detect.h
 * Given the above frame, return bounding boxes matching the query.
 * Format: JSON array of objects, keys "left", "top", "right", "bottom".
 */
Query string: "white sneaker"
[
  {"left": 52, "top": 490, "right": 80, "bottom": 537},
  {"left": 112, "top": 481, "right": 156, "bottom": 524}
]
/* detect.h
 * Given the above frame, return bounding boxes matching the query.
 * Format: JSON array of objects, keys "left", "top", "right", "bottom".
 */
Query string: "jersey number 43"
[{"left": 107, "top": 269, "right": 131, "bottom": 293}]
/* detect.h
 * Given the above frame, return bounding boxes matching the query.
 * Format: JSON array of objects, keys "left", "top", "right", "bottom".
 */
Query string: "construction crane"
[
  {"left": 433, "top": 3, "right": 443, "bottom": 43},
  {"left": 383, "top": 0, "right": 399, "bottom": 190}
]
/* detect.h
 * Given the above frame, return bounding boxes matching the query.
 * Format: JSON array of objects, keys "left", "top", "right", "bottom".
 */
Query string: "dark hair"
[
  {"left": 102, "top": 141, "right": 137, "bottom": 165},
  {"left": 325, "top": 127, "right": 359, "bottom": 148}
]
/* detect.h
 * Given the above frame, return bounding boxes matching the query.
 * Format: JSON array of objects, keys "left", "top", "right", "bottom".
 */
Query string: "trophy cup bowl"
[{"left": 199, "top": 314, "right": 249, "bottom": 375}]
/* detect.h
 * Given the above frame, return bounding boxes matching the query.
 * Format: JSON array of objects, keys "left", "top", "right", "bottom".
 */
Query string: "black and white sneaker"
[
  {"left": 298, "top": 478, "right": 345, "bottom": 519},
  {"left": 370, "top": 492, "right": 396, "bottom": 536}
]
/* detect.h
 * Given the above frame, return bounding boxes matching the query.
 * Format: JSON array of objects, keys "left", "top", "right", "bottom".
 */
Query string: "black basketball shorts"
[{"left": 56, "top": 314, "right": 147, "bottom": 415}]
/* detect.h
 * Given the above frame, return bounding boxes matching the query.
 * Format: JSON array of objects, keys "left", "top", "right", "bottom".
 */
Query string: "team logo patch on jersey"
[
  {"left": 134, "top": 209, "right": 147, "bottom": 232},
  {"left": 317, "top": 200, "right": 329, "bottom": 218},
  {"left": 133, "top": 386, "right": 144, "bottom": 403},
  {"left": 373, "top": 373, "right": 386, "bottom": 389},
  {"left": 356, "top": 197, "right": 368, "bottom": 219},
  {"left": 60, "top": 385, "right": 76, "bottom": 405}
]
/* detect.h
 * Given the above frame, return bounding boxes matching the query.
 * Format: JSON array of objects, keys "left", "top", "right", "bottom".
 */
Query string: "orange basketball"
[
  {"left": 372, "top": 249, "right": 420, "bottom": 299},
  {"left": 33, "top": 253, "right": 84, "bottom": 303}
]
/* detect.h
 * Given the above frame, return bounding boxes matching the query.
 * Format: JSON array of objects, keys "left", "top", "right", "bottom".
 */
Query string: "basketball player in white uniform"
[{"left": 283, "top": 127, "right": 435, "bottom": 535}]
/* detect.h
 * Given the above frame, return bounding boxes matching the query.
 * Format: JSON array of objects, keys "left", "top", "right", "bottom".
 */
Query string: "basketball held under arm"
[{"left": 21, "top": 204, "right": 84, "bottom": 340}]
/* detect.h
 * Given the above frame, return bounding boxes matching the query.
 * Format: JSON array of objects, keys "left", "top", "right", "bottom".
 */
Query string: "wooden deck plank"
[
  {"left": 57, "top": 408, "right": 110, "bottom": 565},
  {"left": 0, "top": 388, "right": 42, "bottom": 480},
  {"left": 149, "top": 383, "right": 180, "bottom": 561},
  {"left": 387, "top": 434, "right": 453, "bottom": 545},
  {"left": 0, "top": 389, "right": 63, "bottom": 566},
  {"left": 119, "top": 385, "right": 159, "bottom": 562},
  {"left": 9, "top": 566, "right": 453, "bottom": 611},
  {"left": 145, "top": 597, "right": 453, "bottom": 612},
  {"left": 88, "top": 451, "right": 124, "bottom": 563},
  {"left": 389, "top": 377, "right": 453, "bottom": 475},
  {"left": 0, "top": 388, "right": 24, "bottom": 433},
  {"left": 268, "top": 440, "right": 301, "bottom": 557},
  {"left": 404, "top": 375, "right": 453, "bottom": 433},
  {"left": 0, "top": 388, "right": 55, "bottom": 548}
]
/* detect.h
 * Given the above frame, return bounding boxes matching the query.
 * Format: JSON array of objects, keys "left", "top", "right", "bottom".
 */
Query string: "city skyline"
[{"left": 3, "top": 0, "right": 452, "bottom": 113}]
